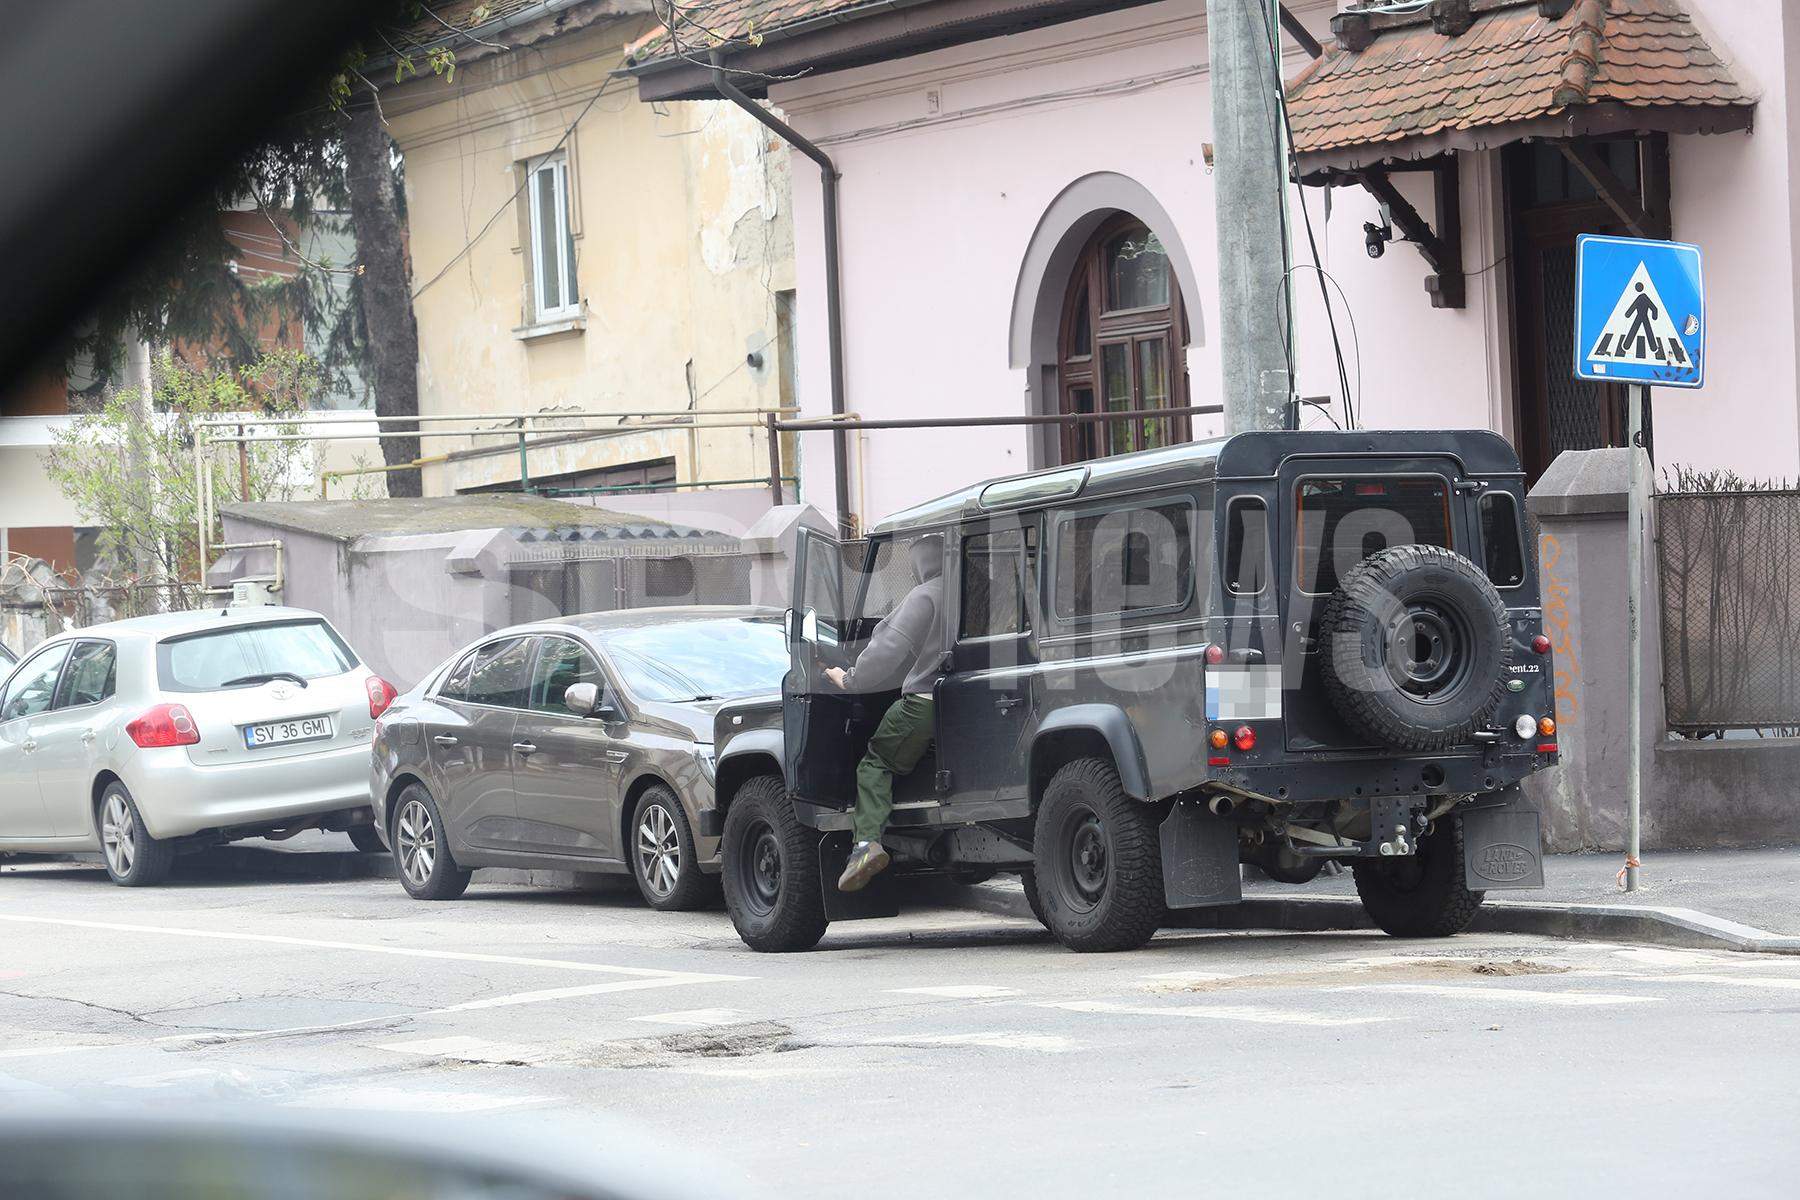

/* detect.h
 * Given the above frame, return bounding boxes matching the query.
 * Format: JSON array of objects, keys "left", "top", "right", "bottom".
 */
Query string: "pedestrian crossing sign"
[{"left": 1575, "top": 234, "right": 1705, "bottom": 388}]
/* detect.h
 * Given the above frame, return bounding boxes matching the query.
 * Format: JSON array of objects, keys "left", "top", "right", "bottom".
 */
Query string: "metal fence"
[
  {"left": 507, "top": 545, "right": 755, "bottom": 625},
  {"left": 1657, "top": 489, "right": 1800, "bottom": 734}
]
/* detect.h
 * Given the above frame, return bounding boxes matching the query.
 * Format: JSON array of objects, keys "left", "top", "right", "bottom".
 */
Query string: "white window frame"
[{"left": 525, "top": 153, "right": 580, "bottom": 321}]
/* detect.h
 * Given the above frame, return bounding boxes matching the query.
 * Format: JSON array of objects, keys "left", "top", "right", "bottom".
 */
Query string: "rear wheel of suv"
[
  {"left": 1321, "top": 544, "right": 1511, "bottom": 751},
  {"left": 721, "top": 774, "right": 828, "bottom": 952},
  {"left": 1033, "top": 759, "right": 1164, "bottom": 952},
  {"left": 1351, "top": 813, "right": 1484, "bottom": 937},
  {"left": 630, "top": 784, "right": 720, "bottom": 912},
  {"left": 97, "top": 782, "right": 175, "bottom": 887},
  {"left": 391, "top": 783, "right": 471, "bottom": 901}
]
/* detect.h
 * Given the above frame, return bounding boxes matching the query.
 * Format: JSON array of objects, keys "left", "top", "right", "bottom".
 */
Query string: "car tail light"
[
  {"left": 1233, "top": 725, "right": 1256, "bottom": 752},
  {"left": 1204, "top": 643, "right": 1225, "bottom": 666},
  {"left": 127, "top": 704, "right": 199, "bottom": 748},
  {"left": 366, "top": 676, "right": 398, "bottom": 719},
  {"left": 1209, "top": 728, "right": 1230, "bottom": 750},
  {"left": 1537, "top": 743, "right": 1559, "bottom": 754},
  {"left": 1208, "top": 755, "right": 1231, "bottom": 767},
  {"left": 1531, "top": 634, "right": 1552, "bottom": 655},
  {"left": 1538, "top": 716, "right": 1557, "bottom": 737}
]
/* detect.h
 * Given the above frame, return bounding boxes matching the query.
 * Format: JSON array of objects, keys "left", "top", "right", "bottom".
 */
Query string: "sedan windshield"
[{"left": 601, "top": 617, "right": 788, "bottom": 702}]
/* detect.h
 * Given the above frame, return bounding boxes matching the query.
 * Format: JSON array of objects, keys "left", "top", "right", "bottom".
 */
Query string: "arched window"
[{"left": 1056, "top": 215, "right": 1191, "bottom": 463}]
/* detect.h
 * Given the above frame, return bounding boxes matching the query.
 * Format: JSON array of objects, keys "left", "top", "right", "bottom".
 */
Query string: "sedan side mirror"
[{"left": 563, "top": 682, "right": 620, "bottom": 721}]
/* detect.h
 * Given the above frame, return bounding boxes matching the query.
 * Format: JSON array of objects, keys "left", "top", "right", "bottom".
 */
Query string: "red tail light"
[
  {"left": 366, "top": 675, "right": 398, "bottom": 719},
  {"left": 1204, "top": 643, "right": 1225, "bottom": 665},
  {"left": 127, "top": 704, "right": 199, "bottom": 749},
  {"left": 1233, "top": 725, "right": 1257, "bottom": 752},
  {"left": 1531, "top": 634, "right": 1552, "bottom": 655}
]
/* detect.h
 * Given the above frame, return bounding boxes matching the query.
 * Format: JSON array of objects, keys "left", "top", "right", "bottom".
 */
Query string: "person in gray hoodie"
[{"left": 825, "top": 533, "right": 945, "bottom": 891}]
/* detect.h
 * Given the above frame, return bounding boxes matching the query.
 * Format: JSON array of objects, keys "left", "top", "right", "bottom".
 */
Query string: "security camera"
[{"left": 1364, "top": 219, "right": 1392, "bottom": 260}]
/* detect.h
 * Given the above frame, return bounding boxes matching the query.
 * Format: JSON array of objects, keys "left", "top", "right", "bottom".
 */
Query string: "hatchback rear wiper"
[{"left": 221, "top": 671, "right": 309, "bottom": 689}]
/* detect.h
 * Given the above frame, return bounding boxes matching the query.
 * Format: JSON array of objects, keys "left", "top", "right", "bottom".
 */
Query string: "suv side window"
[
  {"left": 463, "top": 638, "right": 535, "bottom": 709},
  {"left": 55, "top": 641, "right": 116, "bottom": 708},
  {"left": 528, "top": 637, "right": 604, "bottom": 713},
  {"left": 1, "top": 643, "right": 72, "bottom": 722},
  {"left": 1479, "top": 491, "right": 1527, "bottom": 588},
  {"left": 1224, "top": 497, "right": 1270, "bottom": 597},
  {"left": 960, "top": 527, "right": 1037, "bottom": 640},
  {"left": 1053, "top": 501, "right": 1195, "bottom": 622}
]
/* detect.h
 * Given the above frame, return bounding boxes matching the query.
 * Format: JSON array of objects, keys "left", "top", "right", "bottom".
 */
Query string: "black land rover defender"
[{"left": 707, "top": 431, "right": 1559, "bottom": 953}]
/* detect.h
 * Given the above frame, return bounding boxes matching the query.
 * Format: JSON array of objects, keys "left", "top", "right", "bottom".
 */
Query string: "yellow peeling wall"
[{"left": 383, "top": 14, "right": 795, "bottom": 498}]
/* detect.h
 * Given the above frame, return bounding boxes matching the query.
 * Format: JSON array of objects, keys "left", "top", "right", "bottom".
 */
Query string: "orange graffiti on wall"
[{"left": 1540, "top": 531, "right": 1580, "bottom": 725}]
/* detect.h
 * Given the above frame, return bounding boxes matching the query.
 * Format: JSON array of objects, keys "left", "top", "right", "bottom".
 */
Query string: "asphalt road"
[{"left": 4, "top": 851, "right": 1799, "bottom": 1199}]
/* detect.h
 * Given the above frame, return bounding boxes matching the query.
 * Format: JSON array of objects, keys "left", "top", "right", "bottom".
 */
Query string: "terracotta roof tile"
[
  {"left": 624, "top": 0, "right": 877, "bottom": 65},
  {"left": 1288, "top": 0, "right": 1754, "bottom": 159}
]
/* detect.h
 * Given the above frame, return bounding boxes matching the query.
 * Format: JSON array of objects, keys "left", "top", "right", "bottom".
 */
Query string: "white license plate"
[{"left": 244, "top": 716, "right": 333, "bottom": 748}]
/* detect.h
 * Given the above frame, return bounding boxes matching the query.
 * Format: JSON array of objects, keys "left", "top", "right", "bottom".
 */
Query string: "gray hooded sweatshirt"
[{"left": 842, "top": 537, "right": 945, "bottom": 696}]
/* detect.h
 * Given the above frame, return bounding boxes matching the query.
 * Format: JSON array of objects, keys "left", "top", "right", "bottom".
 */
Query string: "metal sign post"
[{"left": 1574, "top": 234, "right": 1706, "bottom": 893}]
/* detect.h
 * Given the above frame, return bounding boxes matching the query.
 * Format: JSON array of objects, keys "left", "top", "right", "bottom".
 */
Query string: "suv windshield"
[
  {"left": 156, "top": 620, "right": 357, "bottom": 693},
  {"left": 601, "top": 617, "right": 787, "bottom": 702}
]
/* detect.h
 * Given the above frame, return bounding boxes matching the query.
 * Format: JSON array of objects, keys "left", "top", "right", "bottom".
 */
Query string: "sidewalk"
[{"left": 1247, "top": 846, "right": 1800, "bottom": 937}]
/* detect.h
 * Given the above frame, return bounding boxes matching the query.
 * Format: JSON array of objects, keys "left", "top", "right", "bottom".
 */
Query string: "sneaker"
[{"left": 837, "top": 840, "right": 891, "bottom": 892}]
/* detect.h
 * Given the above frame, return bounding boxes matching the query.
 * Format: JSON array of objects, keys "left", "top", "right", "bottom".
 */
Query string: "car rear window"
[
  {"left": 156, "top": 620, "right": 357, "bottom": 693},
  {"left": 1296, "top": 476, "right": 1453, "bottom": 594}
]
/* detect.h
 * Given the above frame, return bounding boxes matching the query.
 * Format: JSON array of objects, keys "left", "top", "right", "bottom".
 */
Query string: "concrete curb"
[{"left": 957, "top": 881, "right": 1800, "bottom": 955}]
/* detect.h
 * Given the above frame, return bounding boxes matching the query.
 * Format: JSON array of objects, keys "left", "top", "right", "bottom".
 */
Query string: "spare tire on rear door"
[{"left": 1319, "top": 544, "right": 1510, "bottom": 752}]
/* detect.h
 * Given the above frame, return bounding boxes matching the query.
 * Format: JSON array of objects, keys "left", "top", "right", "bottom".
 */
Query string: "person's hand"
[{"left": 824, "top": 666, "right": 848, "bottom": 690}]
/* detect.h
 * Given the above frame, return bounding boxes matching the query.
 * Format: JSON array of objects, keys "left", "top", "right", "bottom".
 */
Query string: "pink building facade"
[{"left": 633, "top": 0, "right": 1796, "bottom": 531}]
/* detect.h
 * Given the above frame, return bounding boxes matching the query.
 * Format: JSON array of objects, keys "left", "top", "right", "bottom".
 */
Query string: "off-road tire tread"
[
  {"left": 1320, "top": 543, "right": 1511, "bottom": 751},
  {"left": 1033, "top": 758, "right": 1164, "bottom": 952},
  {"left": 722, "top": 774, "right": 828, "bottom": 952},
  {"left": 1019, "top": 870, "right": 1049, "bottom": 928},
  {"left": 394, "top": 783, "right": 471, "bottom": 901},
  {"left": 631, "top": 784, "right": 721, "bottom": 912},
  {"left": 1351, "top": 814, "right": 1485, "bottom": 937},
  {"left": 100, "top": 784, "right": 175, "bottom": 888}
]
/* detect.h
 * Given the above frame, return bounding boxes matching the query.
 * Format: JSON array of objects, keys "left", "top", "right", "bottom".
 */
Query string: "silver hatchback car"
[{"left": 0, "top": 606, "right": 392, "bottom": 885}]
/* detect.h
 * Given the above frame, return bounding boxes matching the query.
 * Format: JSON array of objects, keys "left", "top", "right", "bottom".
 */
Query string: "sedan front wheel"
[{"left": 629, "top": 784, "right": 719, "bottom": 912}]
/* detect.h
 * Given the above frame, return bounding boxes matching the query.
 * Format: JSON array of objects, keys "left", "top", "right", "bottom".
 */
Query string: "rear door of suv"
[{"left": 1277, "top": 455, "right": 1469, "bottom": 751}]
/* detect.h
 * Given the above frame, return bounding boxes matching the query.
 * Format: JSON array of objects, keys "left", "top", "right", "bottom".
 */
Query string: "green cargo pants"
[{"left": 852, "top": 694, "right": 936, "bottom": 843}]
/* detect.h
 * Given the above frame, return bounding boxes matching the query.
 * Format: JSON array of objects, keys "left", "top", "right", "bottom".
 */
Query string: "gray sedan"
[{"left": 370, "top": 606, "right": 788, "bottom": 909}]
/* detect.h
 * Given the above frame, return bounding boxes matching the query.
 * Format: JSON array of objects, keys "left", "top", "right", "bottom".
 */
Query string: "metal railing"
[{"left": 1657, "top": 487, "right": 1800, "bottom": 735}]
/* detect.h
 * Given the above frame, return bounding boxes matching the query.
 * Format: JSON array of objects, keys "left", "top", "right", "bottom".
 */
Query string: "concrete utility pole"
[{"left": 1208, "top": 0, "right": 1293, "bottom": 432}]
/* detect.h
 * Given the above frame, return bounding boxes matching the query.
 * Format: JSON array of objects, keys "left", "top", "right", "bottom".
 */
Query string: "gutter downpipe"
[{"left": 710, "top": 53, "right": 853, "bottom": 534}]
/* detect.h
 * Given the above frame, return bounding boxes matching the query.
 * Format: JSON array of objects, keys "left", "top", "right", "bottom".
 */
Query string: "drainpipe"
[{"left": 710, "top": 54, "right": 852, "bottom": 533}]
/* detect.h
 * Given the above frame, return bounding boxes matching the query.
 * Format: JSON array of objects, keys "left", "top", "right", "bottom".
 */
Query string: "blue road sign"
[{"left": 1575, "top": 234, "right": 1705, "bottom": 388}]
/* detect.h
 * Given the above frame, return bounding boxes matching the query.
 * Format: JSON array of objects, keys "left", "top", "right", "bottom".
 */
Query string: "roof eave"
[
  {"left": 627, "top": 0, "right": 1166, "bottom": 102},
  {"left": 1294, "top": 100, "right": 1756, "bottom": 180}
]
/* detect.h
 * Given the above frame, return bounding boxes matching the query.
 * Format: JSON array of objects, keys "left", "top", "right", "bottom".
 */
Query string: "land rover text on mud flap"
[{"left": 706, "top": 431, "right": 1560, "bottom": 953}]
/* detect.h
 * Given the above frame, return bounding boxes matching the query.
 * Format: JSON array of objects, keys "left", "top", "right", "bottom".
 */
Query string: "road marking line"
[
  {"left": 105, "top": 1067, "right": 230, "bottom": 1089},
  {"left": 0, "top": 1044, "right": 118, "bottom": 1060},
  {"left": 1331, "top": 984, "right": 1656, "bottom": 1007},
  {"left": 1620, "top": 972, "right": 1800, "bottom": 992},
  {"left": 436, "top": 978, "right": 738, "bottom": 1012},
  {"left": 284, "top": 1086, "right": 549, "bottom": 1113},
  {"left": 863, "top": 1032, "right": 1075, "bottom": 1052},
  {"left": 376, "top": 1035, "right": 550, "bottom": 1064},
  {"left": 631, "top": 1008, "right": 753, "bottom": 1027},
  {"left": 1039, "top": 1000, "right": 1390, "bottom": 1026},
  {"left": 891, "top": 986, "right": 1022, "bottom": 999},
  {"left": 0, "top": 914, "right": 749, "bottom": 983}
]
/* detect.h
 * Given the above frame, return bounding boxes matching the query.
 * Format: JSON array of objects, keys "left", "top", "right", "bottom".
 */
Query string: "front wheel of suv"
[
  {"left": 1032, "top": 758, "right": 1165, "bottom": 952},
  {"left": 1351, "top": 813, "right": 1484, "bottom": 937},
  {"left": 721, "top": 774, "right": 828, "bottom": 952}
]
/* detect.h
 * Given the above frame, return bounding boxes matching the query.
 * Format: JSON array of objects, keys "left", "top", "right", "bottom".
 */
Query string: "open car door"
[{"left": 783, "top": 528, "right": 865, "bottom": 806}]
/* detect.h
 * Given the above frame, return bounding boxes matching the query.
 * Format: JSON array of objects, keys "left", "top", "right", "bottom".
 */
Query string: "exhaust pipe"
[{"left": 1208, "top": 796, "right": 1236, "bottom": 818}]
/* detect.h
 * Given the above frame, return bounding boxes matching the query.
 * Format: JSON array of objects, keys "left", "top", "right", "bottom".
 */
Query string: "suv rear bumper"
[{"left": 1209, "top": 748, "right": 1554, "bottom": 805}]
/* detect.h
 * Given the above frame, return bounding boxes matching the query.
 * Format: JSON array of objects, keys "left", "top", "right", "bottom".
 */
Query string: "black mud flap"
[
  {"left": 1461, "top": 787, "right": 1546, "bottom": 891},
  {"left": 1159, "top": 799, "right": 1242, "bottom": 909},
  {"left": 818, "top": 832, "right": 902, "bottom": 921}
]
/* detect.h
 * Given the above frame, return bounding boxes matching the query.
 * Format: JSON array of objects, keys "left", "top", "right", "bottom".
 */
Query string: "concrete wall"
[
  {"left": 384, "top": 11, "right": 795, "bottom": 498},
  {"left": 1527, "top": 448, "right": 1800, "bottom": 851},
  {"left": 767, "top": 0, "right": 1796, "bottom": 529}
]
